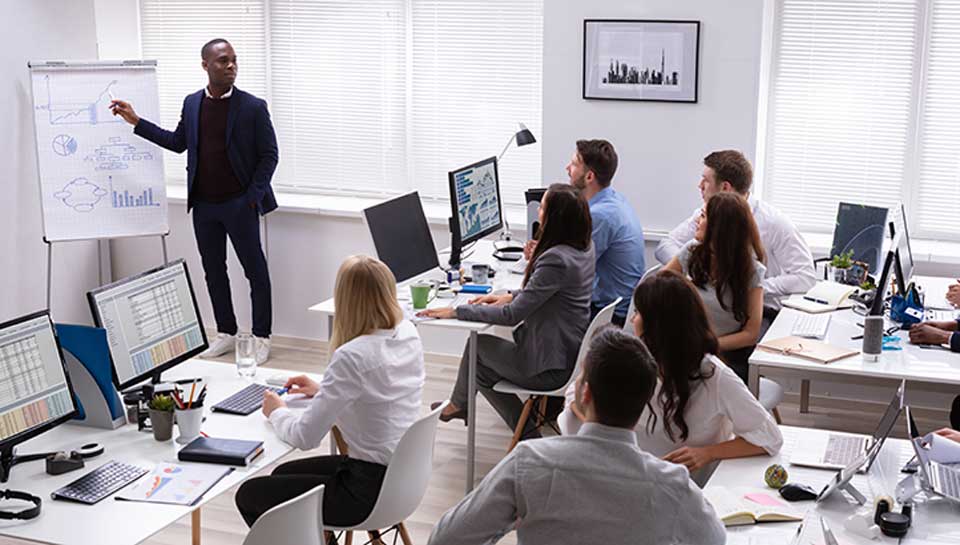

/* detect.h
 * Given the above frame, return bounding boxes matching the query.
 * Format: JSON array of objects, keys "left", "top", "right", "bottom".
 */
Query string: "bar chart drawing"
[{"left": 109, "top": 176, "right": 161, "bottom": 208}]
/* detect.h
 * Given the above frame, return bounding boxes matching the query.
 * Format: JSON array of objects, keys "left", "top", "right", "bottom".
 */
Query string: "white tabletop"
[
  {"left": 708, "top": 426, "right": 960, "bottom": 544},
  {"left": 0, "top": 360, "right": 309, "bottom": 545},
  {"left": 751, "top": 276, "right": 960, "bottom": 387},
  {"left": 308, "top": 240, "right": 525, "bottom": 331}
]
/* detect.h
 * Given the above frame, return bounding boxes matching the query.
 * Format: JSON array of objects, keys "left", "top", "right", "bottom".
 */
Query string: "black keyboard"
[
  {"left": 212, "top": 383, "right": 282, "bottom": 415},
  {"left": 51, "top": 460, "right": 147, "bottom": 504}
]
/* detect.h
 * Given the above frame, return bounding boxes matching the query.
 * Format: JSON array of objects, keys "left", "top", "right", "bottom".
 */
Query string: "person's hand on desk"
[
  {"left": 262, "top": 391, "right": 286, "bottom": 417},
  {"left": 284, "top": 375, "right": 320, "bottom": 397},
  {"left": 417, "top": 307, "right": 457, "bottom": 320},
  {"left": 934, "top": 427, "right": 960, "bottom": 444},
  {"left": 469, "top": 293, "right": 512, "bottom": 306},
  {"left": 663, "top": 446, "right": 715, "bottom": 472},
  {"left": 908, "top": 323, "right": 953, "bottom": 346}
]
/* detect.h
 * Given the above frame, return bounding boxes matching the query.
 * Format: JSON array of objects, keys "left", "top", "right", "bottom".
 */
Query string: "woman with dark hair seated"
[
  {"left": 419, "top": 183, "right": 594, "bottom": 440},
  {"left": 663, "top": 191, "right": 766, "bottom": 382},
  {"left": 560, "top": 270, "right": 781, "bottom": 482}
]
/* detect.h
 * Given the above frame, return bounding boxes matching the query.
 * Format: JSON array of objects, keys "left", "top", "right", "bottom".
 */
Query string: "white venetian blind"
[
  {"left": 915, "top": 0, "right": 960, "bottom": 239},
  {"left": 140, "top": 0, "right": 267, "bottom": 183},
  {"left": 409, "top": 0, "right": 543, "bottom": 204},
  {"left": 764, "top": 0, "right": 920, "bottom": 232},
  {"left": 269, "top": 0, "right": 407, "bottom": 193}
]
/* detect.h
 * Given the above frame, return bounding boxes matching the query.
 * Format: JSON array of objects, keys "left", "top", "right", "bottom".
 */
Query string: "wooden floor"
[{"left": 0, "top": 336, "right": 950, "bottom": 545}]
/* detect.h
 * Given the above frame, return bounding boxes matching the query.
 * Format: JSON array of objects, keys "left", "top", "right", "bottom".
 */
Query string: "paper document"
[
  {"left": 924, "top": 432, "right": 960, "bottom": 464},
  {"left": 115, "top": 463, "right": 232, "bottom": 506}
]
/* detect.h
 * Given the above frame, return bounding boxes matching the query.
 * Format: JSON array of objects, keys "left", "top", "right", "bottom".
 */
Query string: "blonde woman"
[{"left": 235, "top": 255, "right": 425, "bottom": 529}]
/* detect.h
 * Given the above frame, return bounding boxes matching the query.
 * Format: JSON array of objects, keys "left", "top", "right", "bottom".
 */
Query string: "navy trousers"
[{"left": 192, "top": 196, "right": 272, "bottom": 338}]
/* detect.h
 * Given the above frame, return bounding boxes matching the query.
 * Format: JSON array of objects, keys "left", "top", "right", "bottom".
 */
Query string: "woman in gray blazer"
[{"left": 419, "top": 183, "right": 595, "bottom": 440}]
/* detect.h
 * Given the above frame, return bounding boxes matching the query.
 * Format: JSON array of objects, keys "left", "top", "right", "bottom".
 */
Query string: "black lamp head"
[{"left": 515, "top": 123, "right": 536, "bottom": 147}]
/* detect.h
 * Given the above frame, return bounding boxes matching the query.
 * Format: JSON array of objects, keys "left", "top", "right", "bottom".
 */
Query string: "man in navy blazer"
[{"left": 111, "top": 38, "right": 278, "bottom": 363}]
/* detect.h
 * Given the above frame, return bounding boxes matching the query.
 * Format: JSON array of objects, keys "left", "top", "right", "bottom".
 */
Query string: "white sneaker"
[
  {"left": 200, "top": 333, "right": 235, "bottom": 358},
  {"left": 255, "top": 337, "right": 271, "bottom": 365}
]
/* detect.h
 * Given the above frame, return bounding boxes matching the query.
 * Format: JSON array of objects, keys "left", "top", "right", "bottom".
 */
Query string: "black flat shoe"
[{"left": 431, "top": 401, "right": 467, "bottom": 425}]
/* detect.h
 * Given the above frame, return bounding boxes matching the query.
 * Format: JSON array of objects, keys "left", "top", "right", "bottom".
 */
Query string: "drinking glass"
[{"left": 236, "top": 333, "right": 256, "bottom": 378}]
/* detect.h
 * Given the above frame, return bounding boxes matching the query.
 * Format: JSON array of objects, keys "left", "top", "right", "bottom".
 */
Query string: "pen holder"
[{"left": 175, "top": 407, "right": 204, "bottom": 445}]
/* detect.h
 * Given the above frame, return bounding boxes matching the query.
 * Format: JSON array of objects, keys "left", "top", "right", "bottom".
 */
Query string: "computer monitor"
[
  {"left": 0, "top": 310, "right": 79, "bottom": 481},
  {"left": 890, "top": 205, "right": 914, "bottom": 292},
  {"left": 87, "top": 259, "right": 208, "bottom": 390},
  {"left": 870, "top": 244, "right": 899, "bottom": 316},
  {"left": 449, "top": 156, "right": 504, "bottom": 247},
  {"left": 363, "top": 192, "right": 440, "bottom": 283},
  {"left": 832, "top": 202, "right": 890, "bottom": 275}
]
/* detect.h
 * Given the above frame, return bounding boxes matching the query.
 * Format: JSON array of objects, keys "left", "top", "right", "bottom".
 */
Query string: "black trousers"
[
  {"left": 192, "top": 195, "right": 272, "bottom": 338},
  {"left": 235, "top": 455, "right": 386, "bottom": 528}
]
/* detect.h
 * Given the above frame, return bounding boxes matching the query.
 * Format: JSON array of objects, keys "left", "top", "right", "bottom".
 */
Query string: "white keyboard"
[{"left": 791, "top": 313, "right": 831, "bottom": 339}]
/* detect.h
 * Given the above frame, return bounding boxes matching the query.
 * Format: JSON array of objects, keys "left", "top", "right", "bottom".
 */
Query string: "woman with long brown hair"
[
  {"left": 420, "top": 183, "right": 594, "bottom": 440},
  {"left": 559, "top": 270, "right": 781, "bottom": 482},
  {"left": 663, "top": 191, "right": 765, "bottom": 381}
]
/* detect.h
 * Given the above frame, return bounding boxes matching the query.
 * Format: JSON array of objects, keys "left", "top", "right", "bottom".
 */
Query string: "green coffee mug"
[{"left": 410, "top": 282, "right": 437, "bottom": 310}]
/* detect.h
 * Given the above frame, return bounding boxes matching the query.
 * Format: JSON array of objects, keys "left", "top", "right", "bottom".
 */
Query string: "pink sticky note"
[{"left": 744, "top": 493, "right": 786, "bottom": 507}]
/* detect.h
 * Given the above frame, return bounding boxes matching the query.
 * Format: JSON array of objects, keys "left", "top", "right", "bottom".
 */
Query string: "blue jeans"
[{"left": 192, "top": 195, "right": 272, "bottom": 338}]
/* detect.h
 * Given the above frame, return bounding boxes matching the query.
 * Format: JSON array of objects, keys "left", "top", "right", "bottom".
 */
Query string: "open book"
[
  {"left": 782, "top": 281, "right": 857, "bottom": 313},
  {"left": 757, "top": 336, "right": 858, "bottom": 364},
  {"left": 704, "top": 487, "right": 803, "bottom": 527}
]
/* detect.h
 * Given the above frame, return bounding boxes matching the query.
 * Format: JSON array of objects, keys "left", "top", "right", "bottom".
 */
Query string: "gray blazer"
[{"left": 456, "top": 244, "right": 595, "bottom": 374}]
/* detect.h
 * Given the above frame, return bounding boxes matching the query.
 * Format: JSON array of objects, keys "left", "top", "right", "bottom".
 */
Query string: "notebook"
[
  {"left": 704, "top": 487, "right": 803, "bottom": 527},
  {"left": 115, "top": 463, "right": 233, "bottom": 506},
  {"left": 781, "top": 281, "right": 857, "bottom": 313},
  {"left": 177, "top": 437, "right": 264, "bottom": 466},
  {"left": 757, "top": 336, "right": 858, "bottom": 364}
]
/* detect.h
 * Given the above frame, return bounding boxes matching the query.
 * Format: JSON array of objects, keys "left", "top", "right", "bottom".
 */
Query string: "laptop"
[
  {"left": 791, "top": 380, "right": 904, "bottom": 471},
  {"left": 906, "top": 407, "right": 960, "bottom": 503}
]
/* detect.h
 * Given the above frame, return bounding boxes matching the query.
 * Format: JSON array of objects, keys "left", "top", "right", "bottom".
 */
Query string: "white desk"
[
  {"left": 0, "top": 360, "right": 310, "bottom": 545},
  {"left": 308, "top": 240, "right": 524, "bottom": 493},
  {"left": 749, "top": 276, "right": 960, "bottom": 409},
  {"left": 707, "top": 426, "right": 960, "bottom": 544}
]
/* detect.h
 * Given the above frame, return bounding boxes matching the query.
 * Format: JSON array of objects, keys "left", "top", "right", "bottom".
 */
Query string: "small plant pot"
[{"left": 149, "top": 409, "right": 175, "bottom": 441}]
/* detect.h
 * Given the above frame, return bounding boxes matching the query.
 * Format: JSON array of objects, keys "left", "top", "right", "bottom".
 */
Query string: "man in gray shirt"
[{"left": 428, "top": 329, "right": 726, "bottom": 545}]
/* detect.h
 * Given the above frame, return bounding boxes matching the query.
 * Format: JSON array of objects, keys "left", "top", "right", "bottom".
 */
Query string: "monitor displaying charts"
[
  {"left": 449, "top": 156, "right": 504, "bottom": 245},
  {"left": 87, "top": 259, "right": 207, "bottom": 389},
  {"left": 0, "top": 311, "right": 77, "bottom": 445}
]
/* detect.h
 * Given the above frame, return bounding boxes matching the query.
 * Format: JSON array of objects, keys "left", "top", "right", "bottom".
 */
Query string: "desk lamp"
[{"left": 495, "top": 123, "right": 537, "bottom": 251}]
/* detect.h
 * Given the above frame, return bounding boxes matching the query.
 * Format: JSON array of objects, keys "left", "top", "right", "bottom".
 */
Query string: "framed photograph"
[{"left": 583, "top": 19, "right": 700, "bottom": 103}]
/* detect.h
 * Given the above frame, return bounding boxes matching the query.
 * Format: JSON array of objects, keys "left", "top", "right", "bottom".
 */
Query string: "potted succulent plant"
[
  {"left": 147, "top": 394, "right": 176, "bottom": 441},
  {"left": 828, "top": 250, "right": 867, "bottom": 286}
]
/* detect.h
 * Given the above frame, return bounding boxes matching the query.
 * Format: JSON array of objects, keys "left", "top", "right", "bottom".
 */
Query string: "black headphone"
[
  {"left": 0, "top": 489, "right": 42, "bottom": 520},
  {"left": 875, "top": 496, "right": 911, "bottom": 538}
]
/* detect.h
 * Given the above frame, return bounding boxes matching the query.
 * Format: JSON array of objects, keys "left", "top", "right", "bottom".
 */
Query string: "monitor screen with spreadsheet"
[
  {"left": 0, "top": 310, "right": 77, "bottom": 451},
  {"left": 449, "top": 156, "right": 504, "bottom": 246},
  {"left": 87, "top": 259, "right": 208, "bottom": 389}
]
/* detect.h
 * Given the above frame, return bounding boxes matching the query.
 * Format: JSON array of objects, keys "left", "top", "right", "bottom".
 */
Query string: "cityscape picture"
[{"left": 583, "top": 19, "right": 700, "bottom": 102}]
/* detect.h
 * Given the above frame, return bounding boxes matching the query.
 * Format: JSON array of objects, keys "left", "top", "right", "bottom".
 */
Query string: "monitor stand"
[
  {"left": 0, "top": 445, "right": 55, "bottom": 483},
  {"left": 448, "top": 217, "right": 463, "bottom": 269}
]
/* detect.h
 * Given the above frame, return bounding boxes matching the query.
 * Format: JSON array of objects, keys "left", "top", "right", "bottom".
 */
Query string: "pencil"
[{"left": 188, "top": 382, "right": 197, "bottom": 409}]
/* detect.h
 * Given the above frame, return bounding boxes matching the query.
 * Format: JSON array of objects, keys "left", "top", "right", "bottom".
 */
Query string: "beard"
[{"left": 570, "top": 173, "right": 587, "bottom": 190}]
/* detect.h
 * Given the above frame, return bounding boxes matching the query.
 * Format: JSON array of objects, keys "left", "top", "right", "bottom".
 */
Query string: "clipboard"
[{"left": 757, "top": 336, "right": 858, "bottom": 364}]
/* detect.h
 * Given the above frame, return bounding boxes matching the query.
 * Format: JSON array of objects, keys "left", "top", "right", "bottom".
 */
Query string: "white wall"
[
  {"left": 542, "top": 0, "right": 766, "bottom": 235},
  {"left": 0, "top": 0, "right": 102, "bottom": 325}
]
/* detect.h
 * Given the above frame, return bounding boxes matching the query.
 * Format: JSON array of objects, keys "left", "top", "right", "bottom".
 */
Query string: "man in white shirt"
[
  {"left": 428, "top": 329, "right": 726, "bottom": 545},
  {"left": 655, "top": 150, "right": 815, "bottom": 311}
]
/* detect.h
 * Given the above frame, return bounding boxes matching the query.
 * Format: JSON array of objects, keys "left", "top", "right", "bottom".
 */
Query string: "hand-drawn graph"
[
  {"left": 85, "top": 136, "right": 154, "bottom": 171},
  {"left": 51, "top": 134, "right": 78, "bottom": 156},
  {"left": 109, "top": 176, "right": 161, "bottom": 208},
  {"left": 35, "top": 75, "right": 121, "bottom": 126},
  {"left": 53, "top": 177, "right": 108, "bottom": 212}
]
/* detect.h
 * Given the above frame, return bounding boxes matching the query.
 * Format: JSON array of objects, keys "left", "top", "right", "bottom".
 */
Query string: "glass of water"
[{"left": 236, "top": 333, "right": 256, "bottom": 378}]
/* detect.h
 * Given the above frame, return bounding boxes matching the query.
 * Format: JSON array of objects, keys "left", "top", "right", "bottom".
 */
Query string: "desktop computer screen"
[
  {"left": 87, "top": 259, "right": 208, "bottom": 390},
  {"left": 890, "top": 204, "right": 913, "bottom": 289},
  {"left": 832, "top": 202, "right": 889, "bottom": 275},
  {"left": 0, "top": 311, "right": 77, "bottom": 449},
  {"left": 363, "top": 192, "right": 440, "bottom": 283},
  {"left": 449, "top": 156, "right": 504, "bottom": 246}
]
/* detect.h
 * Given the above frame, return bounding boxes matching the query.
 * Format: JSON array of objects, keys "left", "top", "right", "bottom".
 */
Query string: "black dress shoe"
[{"left": 431, "top": 401, "right": 467, "bottom": 425}]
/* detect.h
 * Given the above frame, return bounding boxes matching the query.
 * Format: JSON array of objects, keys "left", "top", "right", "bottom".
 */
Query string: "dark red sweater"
[{"left": 194, "top": 95, "right": 244, "bottom": 203}]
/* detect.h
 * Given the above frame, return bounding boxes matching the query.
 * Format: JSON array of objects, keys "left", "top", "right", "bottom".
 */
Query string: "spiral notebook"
[{"left": 757, "top": 336, "right": 858, "bottom": 364}]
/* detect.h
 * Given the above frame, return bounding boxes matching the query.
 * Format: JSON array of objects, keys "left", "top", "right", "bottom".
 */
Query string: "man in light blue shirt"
[{"left": 568, "top": 139, "right": 645, "bottom": 325}]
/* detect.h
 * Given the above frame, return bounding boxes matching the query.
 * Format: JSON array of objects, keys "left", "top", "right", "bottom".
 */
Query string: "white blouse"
[
  {"left": 268, "top": 320, "right": 425, "bottom": 466},
  {"left": 559, "top": 354, "right": 782, "bottom": 458}
]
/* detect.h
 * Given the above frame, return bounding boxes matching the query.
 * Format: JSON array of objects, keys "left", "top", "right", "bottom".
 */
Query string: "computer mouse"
[{"left": 779, "top": 482, "right": 818, "bottom": 502}]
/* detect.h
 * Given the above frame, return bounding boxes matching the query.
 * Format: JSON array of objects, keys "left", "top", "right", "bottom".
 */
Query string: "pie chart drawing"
[{"left": 52, "top": 134, "right": 78, "bottom": 157}]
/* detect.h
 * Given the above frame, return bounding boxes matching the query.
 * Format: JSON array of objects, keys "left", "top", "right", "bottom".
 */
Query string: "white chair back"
[
  {"left": 623, "top": 264, "right": 662, "bottom": 333},
  {"left": 350, "top": 401, "right": 448, "bottom": 530},
  {"left": 544, "top": 297, "right": 620, "bottom": 396},
  {"left": 243, "top": 484, "right": 324, "bottom": 545}
]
